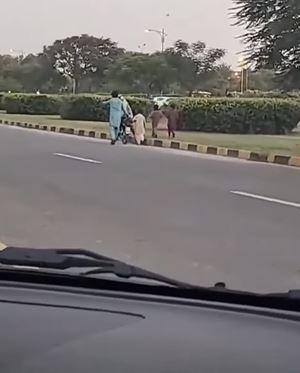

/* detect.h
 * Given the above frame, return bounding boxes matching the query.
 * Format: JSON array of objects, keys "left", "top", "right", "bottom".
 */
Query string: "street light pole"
[
  {"left": 161, "top": 28, "right": 166, "bottom": 53},
  {"left": 145, "top": 28, "right": 167, "bottom": 53},
  {"left": 238, "top": 57, "right": 250, "bottom": 94}
]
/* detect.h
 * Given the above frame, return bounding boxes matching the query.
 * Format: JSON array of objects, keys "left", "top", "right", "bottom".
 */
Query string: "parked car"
[
  {"left": 153, "top": 96, "right": 173, "bottom": 108},
  {"left": 191, "top": 90, "right": 212, "bottom": 97}
]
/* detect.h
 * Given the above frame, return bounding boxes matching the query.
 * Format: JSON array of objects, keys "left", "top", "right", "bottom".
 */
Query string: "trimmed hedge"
[
  {"left": 3, "top": 93, "right": 299, "bottom": 136},
  {"left": 4, "top": 94, "right": 63, "bottom": 115},
  {"left": 60, "top": 95, "right": 108, "bottom": 121},
  {"left": 60, "top": 95, "right": 152, "bottom": 121},
  {"left": 175, "top": 98, "right": 300, "bottom": 134},
  {"left": 227, "top": 90, "right": 300, "bottom": 99},
  {"left": 0, "top": 93, "right": 5, "bottom": 110}
]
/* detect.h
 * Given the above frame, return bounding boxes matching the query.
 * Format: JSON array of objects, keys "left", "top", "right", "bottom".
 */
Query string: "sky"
[{"left": 0, "top": 0, "right": 243, "bottom": 67}]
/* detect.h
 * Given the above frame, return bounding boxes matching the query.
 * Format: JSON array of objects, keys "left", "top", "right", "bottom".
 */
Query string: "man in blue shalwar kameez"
[{"left": 104, "top": 91, "right": 125, "bottom": 145}]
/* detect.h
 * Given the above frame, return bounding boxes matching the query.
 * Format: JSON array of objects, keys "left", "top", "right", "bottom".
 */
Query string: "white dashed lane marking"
[
  {"left": 231, "top": 191, "right": 300, "bottom": 209},
  {"left": 54, "top": 153, "right": 102, "bottom": 164}
]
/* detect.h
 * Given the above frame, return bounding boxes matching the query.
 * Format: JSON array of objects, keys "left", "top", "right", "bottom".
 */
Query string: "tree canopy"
[
  {"left": 233, "top": 0, "right": 300, "bottom": 88},
  {"left": 165, "top": 40, "right": 225, "bottom": 94},
  {"left": 43, "top": 34, "right": 122, "bottom": 93},
  {"left": 105, "top": 52, "right": 177, "bottom": 94},
  {"left": 0, "top": 33, "right": 288, "bottom": 94}
]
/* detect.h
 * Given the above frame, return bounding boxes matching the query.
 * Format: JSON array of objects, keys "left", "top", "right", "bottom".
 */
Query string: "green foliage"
[
  {"left": 0, "top": 92, "right": 5, "bottom": 110},
  {"left": 105, "top": 53, "right": 177, "bottom": 94},
  {"left": 0, "top": 76, "right": 23, "bottom": 92},
  {"left": 165, "top": 40, "right": 225, "bottom": 95},
  {"left": 247, "top": 70, "right": 278, "bottom": 91},
  {"left": 4, "top": 92, "right": 299, "bottom": 137},
  {"left": 127, "top": 97, "right": 152, "bottom": 116},
  {"left": 4, "top": 94, "right": 63, "bottom": 115},
  {"left": 3, "top": 54, "right": 66, "bottom": 93},
  {"left": 43, "top": 34, "right": 123, "bottom": 93},
  {"left": 242, "top": 90, "right": 300, "bottom": 98},
  {"left": 175, "top": 98, "right": 300, "bottom": 134},
  {"left": 60, "top": 95, "right": 152, "bottom": 121},
  {"left": 227, "top": 90, "right": 300, "bottom": 99},
  {"left": 199, "top": 64, "right": 232, "bottom": 95},
  {"left": 0, "top": 33, "right": 293, "bottom": 96},
  {"left": 60, "top": 95, "right": 108, "bottom": 121},
  {"left": 233, "top": 0, "right": 300, "bottom": 88}
]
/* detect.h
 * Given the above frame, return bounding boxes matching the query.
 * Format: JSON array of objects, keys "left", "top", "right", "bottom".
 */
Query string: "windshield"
[{"left": 0, "top": 0, "right": 300, "bottom": 296}]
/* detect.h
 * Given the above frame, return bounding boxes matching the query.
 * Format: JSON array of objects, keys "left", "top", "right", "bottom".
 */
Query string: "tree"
[
  {"left": 8, "top": 54, "right": 67, "bottom": 93},
  {"left": 0, "top": 55, "right": 23, "bottom": 92},
  {"left": 43, "top": 34, "right": 122, "bottom": 93},
  {"left": 233, "top": 0, "right": 300, "bottom": 89},
  {"left": 0, "top": 76, "right": 23, "bottom": 92},
  {"left": 0, "top": 55, "right": 18, "bottom": 70},
  {"left": 105, "top": 53, "right": 177, "bottom": 94},
  {"left": 165, "top": 40, "right": 225, "bottom": 95},
  {"left": 248, "top": 69, "right": 279, "bottom": 91},
  {"left": 199, "top": 64, "right": 233, "bottom": 95}
]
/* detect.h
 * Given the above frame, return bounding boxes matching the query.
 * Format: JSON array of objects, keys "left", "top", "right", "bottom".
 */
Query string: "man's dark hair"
[
  {"left": 111, "top": 90, "right": 119, "bottom": 98},
  {"left": 154, "top": 104, "right": 159, "bottom": 110}
]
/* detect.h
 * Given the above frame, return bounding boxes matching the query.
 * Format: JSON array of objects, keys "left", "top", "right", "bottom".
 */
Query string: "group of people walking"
[{"left": 104, "top": 91, "right": 179, "bottom": 145}]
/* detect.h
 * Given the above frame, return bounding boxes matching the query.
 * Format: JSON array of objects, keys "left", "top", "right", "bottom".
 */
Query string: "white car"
[{"left": 153, "top": 96, "right": 172, "bottom": 108}]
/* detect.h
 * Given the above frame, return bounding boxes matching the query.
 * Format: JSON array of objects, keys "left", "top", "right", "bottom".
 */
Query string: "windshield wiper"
[
  {"left": 0, "top": 247, "right": 196, "bottom": 288},
  {"left": 2, "top": 248, "right": 300, "bottom": 313}
]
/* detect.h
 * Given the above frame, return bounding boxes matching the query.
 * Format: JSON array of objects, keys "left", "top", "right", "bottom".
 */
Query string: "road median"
[{"left": 1, "top": 118, "right": 300, "bottom": 168}]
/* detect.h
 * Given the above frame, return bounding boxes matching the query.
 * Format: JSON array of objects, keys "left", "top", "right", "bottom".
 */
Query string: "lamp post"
[
  {"left": 145, "top": 28, "right": 167, "bottom": 53},
  {"left": 238, "top": 57, "right": 250, "bottom": 93}
]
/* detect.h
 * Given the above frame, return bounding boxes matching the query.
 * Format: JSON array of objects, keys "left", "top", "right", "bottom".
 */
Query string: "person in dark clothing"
[{"left": 165, "top": 103, "right": 179, "bottom": 138}]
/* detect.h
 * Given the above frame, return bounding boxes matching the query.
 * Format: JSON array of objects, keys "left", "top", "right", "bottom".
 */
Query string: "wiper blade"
[
  {"left": 3, "top": 248, "right": 300, "bottom": 313},
  {"left": 0, "top": 247, "right": 195, "bottom": 288},
  {"left": 0, "top": 247, "right": 113, "bottom": 269},
  {"left": 81, "top": 262, "right": 193, "bottom": 288}
]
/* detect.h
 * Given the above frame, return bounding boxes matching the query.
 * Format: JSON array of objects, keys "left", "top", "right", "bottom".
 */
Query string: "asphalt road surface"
[{"left": 1, "top": 124, "right": 300, "bottom": 293}]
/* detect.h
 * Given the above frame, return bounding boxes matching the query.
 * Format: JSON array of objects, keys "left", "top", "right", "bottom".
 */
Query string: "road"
[{"left": 1, "top": 124, "right": 300, "bottom": 293}]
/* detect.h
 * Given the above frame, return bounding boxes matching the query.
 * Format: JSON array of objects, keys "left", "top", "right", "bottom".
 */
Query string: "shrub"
[
  {"left": 227, "top": 90, "right": 300, "bottom": 99},
  {"left": 4, "top": 94, "right": 62, "bottom": 115},
  {"left": 127, "top": 96, "right": 152, "bottom": 116},
  {"left": 60, "top": 95, "right": 152, "bottom": 121},
  {"left": 60, "top": 95, "right": 108, "bottom": 121},
  {"left": 0, "top": 93, "right": 5, "bottom": 110},
  {"left": 174, "top": 98, "right": 300, "bottom": 134}
]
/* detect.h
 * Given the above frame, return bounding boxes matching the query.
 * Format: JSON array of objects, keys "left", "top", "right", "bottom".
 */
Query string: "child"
[
  {"left": 132, "top": 112, "right": 146, "bottom": 145},
  {"left": 149, "top": 104, "right": 164, "bottom": 138}
]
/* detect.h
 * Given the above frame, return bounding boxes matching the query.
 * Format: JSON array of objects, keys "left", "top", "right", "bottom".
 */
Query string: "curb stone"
[
  {"left": 2, "top": 120, "right": 300, "bottom": 169},
  {"left": 207, "top": 146, "right": 218, "bottom": 155}
]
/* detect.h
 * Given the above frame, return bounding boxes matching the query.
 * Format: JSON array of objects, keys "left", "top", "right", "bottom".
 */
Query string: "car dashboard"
[{"left": 1, "top": 280, "right": 300, "bottom": 373}]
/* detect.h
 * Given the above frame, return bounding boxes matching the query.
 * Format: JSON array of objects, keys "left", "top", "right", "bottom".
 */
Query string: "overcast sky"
[{"left": 1, "top": 0, "right": 243, "bottom": 66}]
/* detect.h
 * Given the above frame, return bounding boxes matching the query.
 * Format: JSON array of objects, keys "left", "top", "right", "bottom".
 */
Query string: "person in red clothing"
[{"left": 165, "top": 103, "right": 179, "bottom": 138}]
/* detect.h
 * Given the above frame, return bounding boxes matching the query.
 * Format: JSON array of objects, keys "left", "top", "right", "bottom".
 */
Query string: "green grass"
[
  {"left": 1, "top": 112, "right": 300, "bottom": 156},
  {"left": 170, "top": 132, "right": 300, "bottom": 156},
  {"left": 0, "top": 113, "right": 108, "bottom": 131}
]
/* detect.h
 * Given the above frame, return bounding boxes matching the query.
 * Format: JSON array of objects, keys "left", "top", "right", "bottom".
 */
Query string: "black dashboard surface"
[{"left": 1, "top": 282, "right": 300, "bottom": 373}]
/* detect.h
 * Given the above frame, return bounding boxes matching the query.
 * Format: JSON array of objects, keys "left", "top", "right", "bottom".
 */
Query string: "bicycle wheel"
[{"left": 122, "top": 135, "right": 128, "bottom": 145}]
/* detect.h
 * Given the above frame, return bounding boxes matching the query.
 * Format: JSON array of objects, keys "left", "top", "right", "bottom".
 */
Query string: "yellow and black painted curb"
[{"left": 1, "top": 119, "right": 299, "bottom": 168}]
